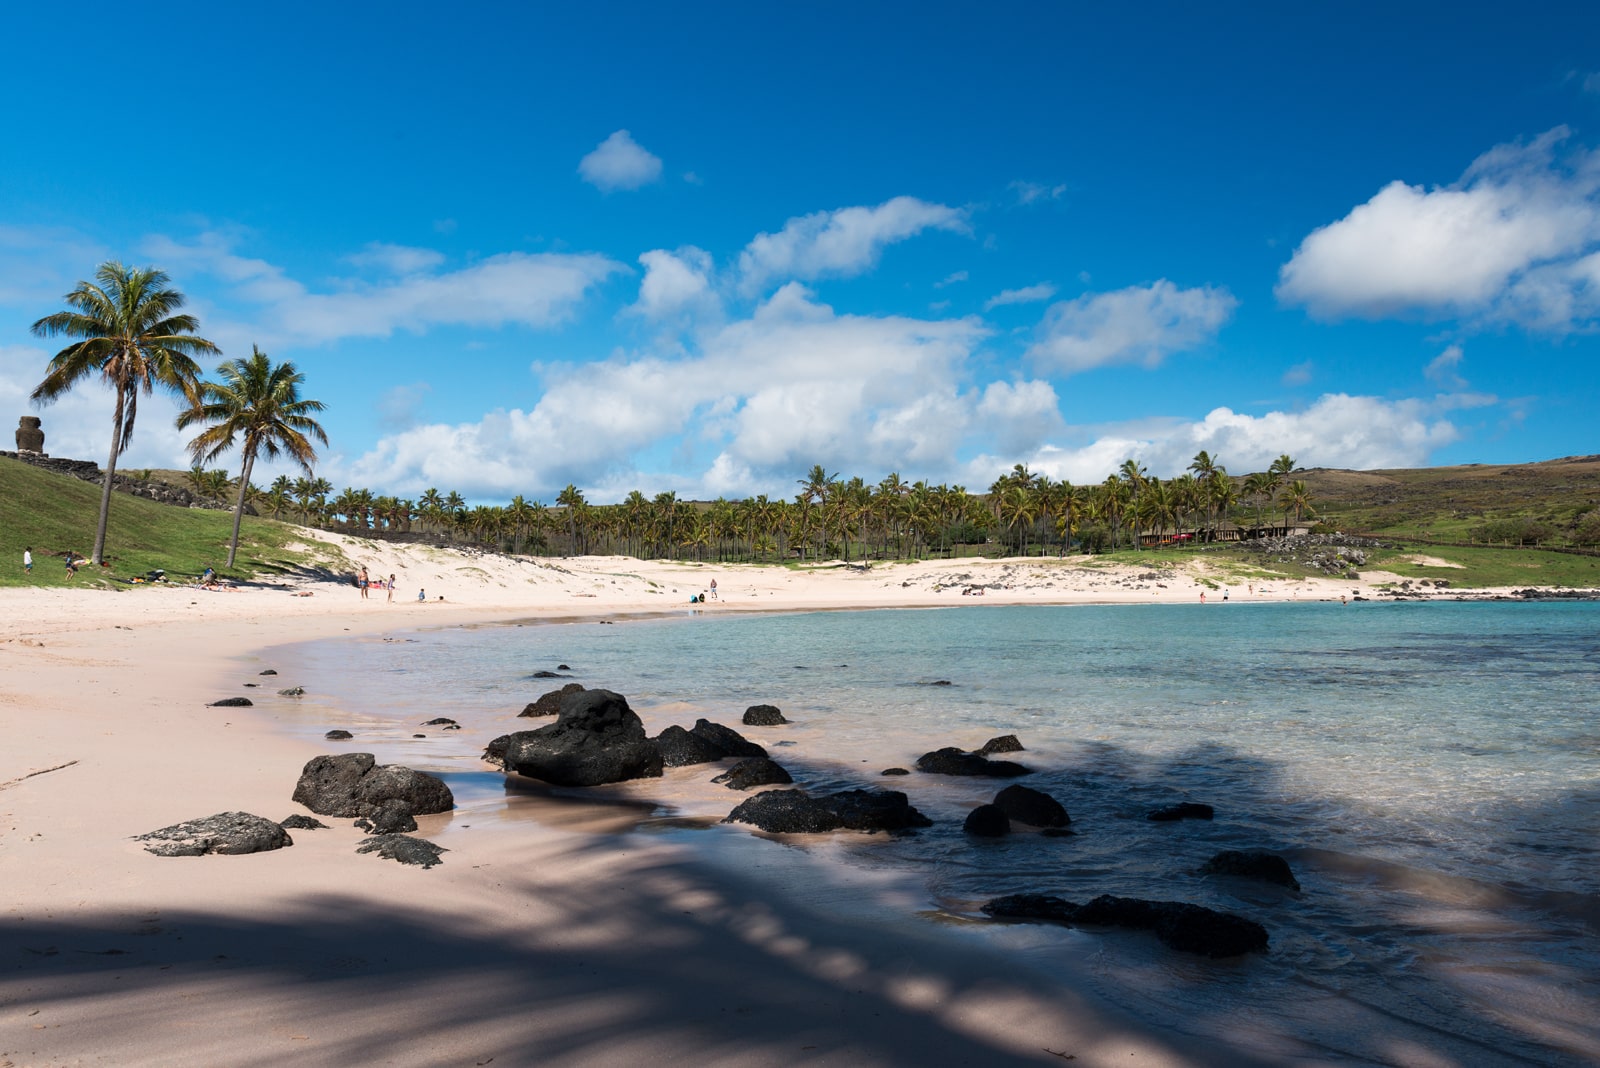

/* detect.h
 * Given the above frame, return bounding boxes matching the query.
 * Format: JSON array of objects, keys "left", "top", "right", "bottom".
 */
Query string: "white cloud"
[
  {"left": 1425, "top": 344, "right": 1467, "bottom": 389},
  {"left": 345, "top": 242, "right": 446, "bottom": 275},
  {"left": 1277, "top": 127, "right": 1600, "bottom": 330},
  {"left": 578, "top": 130, "right": 664, "bottom": 192},
  {"left": 984, "top": 283, "right": 1057, "bottom": 311},
  {"left": 971, "top": 392, "right": 1478, "bottom": 488},
  {"left": 346, "top": 286, "right": 992, "bottom": 499},
  {"left": 146, "top": 232, "right": 626, "bottom": 345},
  {"left": 1282, "top": 360, "right": 1314, "bottom": 386},
  {"left": 935, "top": 270, "right": 969, "bottom": 288},
  {"left": 631, "top": 247, "right": 718, "bottom": 320},
  {"left": 1027, "top": 280, "right": 1237, "bottom": 373},
  {"left": 737, "top": 196, "right": 968, "bottom": 296},
  {"left": 975, "top": 379, "right": 1065, "bottom": 455},
  {"left": 1010, "top": 181, "right": 1067, "bottom": 205}
]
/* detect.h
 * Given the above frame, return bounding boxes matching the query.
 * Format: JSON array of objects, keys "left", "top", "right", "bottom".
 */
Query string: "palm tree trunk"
[
  {"left": 226, "top": 452, "right": 255, "bottom": 568},
  {"left": 91, "top": 399, "right": 127, "bottom": 565}
]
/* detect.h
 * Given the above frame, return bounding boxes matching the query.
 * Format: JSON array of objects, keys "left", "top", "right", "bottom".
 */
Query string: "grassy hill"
[{"left": 0, "top": 456, "right": 319, "bottom": 590}]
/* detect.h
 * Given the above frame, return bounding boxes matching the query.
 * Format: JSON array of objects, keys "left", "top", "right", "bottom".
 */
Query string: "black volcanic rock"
[
  {"left": 982, "top": 894, "right": 1079, "bottom": 922},
  {"left": 725, "top": 788, "right": 932, "bottom": 834},
  {"left": 963, "top": 804, "right": 1011, "bottom": 837},
  {"left": 1148, "top": 802, "right": 1214, "bottom": 822},
  {"left": 291, "top": 753, "right": 454, "bottom": 818},
  {"left": 711, "top": 758, "right": 793, "bottom": 790},
  {"left": 485, "top": 688, "right": 663, "bottom": 787},
  {"left": 690, "top": 719, "right": 767, "bottom": 758},
  {"left": 1072, "top": 894, "right": 1268, "bottom": 958},
  {"left": 325, "top": 729, "right": 354, "bottom": 740},
  {"left": 979, "top": 734, "right": 1024, "bottom": 754},
  {"left": 993, "top": 784, "right": 1069, "bottom": 827},
  {"left": 136, "top": 812, "right": 292, "bottom": 857},
  {"left": 915, "top": 746, "right": 1031, "bottom": 777},
  {"left": 208, "top": 697, "right": 253, "bottom": 707},
  {"left": 279, "top": 814, "right": 328, "bottom": 831},
  {"left": 1200, "top": 850, "right": 1300, "bottom": 891},
  {"left": 357, "top": 834, "right": 446, "bottom": 868},
  {"left": 742, "top": 704, "right": 789, "bottom": 726},
  {"left": 520, "top": 682, "right": 585, "bottom": 717},
  {"left": 652, "top": 725, "right": 730, "bottom": 767}
]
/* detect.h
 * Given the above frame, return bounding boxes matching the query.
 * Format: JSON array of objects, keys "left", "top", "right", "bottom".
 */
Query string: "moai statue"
[{"left": 15, "top": 416, "right": 45, "bottom": 455}]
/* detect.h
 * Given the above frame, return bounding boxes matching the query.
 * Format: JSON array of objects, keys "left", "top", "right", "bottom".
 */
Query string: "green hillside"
[{"left": 0, "top": 456, "right": 316, "bottom": 589}]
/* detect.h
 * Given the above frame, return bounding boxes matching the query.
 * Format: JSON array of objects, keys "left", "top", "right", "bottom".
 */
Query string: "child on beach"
[{"left": 387, "top": 574, "right": 396, "bottom": 603}]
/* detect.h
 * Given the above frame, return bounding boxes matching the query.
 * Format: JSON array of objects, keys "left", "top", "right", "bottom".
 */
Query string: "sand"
[{"left": 0, "top": 537, "right": 1450, "bottom": 1066}]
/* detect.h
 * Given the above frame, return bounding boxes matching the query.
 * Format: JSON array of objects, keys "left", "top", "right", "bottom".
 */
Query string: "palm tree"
[
  {"left": 30, "top": 262, "right": 219, "bottom": 564},
  {"left": 179, "top": 347, "right": 327, "bottom": 567}
]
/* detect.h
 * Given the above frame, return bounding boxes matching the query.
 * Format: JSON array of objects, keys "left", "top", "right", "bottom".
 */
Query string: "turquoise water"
[{"left": 279, "top": 601, "right": 1600, "bottom": 1065}]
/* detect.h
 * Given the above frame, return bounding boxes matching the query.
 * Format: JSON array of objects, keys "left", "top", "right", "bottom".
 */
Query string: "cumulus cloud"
[
  {"left": 984, "top": 283, "right": 1056, "bottom": 311},
  {"left": 1282, "top": 360, "right": 1314, "bottom": 386},
  {"left": 631, "top": 247, "right": 718, "bottom": 320},
  {"left": 1277, "top": 127, "right": 1600, "bottom": 330},
  {"left": 975, "top": 379, "right": 1066, "bottom": 455},
  {"left": 146, "top": 232, "right": 625, "bottom": 345},
  {"left": 1027, "top": 280, "right": 1237, "bottom": 373},
  {"left": 969, "top": 392, "right": 1478, "bottom": 488},
  {"left": 578, "top": 130, "right": 664, "bottom": 192},
  {"left": 346, "top": 286, "right": 992, "bottom": 499},
  {"left": 345, "top": 242, "right": 446, "bottom": 275},
  {"left": 737, "top": 197, "right": 968, "bottom": 296}
]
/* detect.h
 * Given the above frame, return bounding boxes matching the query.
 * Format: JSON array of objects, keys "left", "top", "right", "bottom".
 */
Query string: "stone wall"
[{"left": 0, "top": 450, "right": 245, "bottom": 513}]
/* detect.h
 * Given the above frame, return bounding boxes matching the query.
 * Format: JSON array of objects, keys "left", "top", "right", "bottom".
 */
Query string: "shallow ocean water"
[{"left": 274, "top": 601, "right": 1600, "bottom": 1065}]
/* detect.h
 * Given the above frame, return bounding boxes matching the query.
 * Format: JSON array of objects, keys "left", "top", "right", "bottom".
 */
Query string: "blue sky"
[{"left": 3, "top": 3, "right": 1598, "bottom": 503}]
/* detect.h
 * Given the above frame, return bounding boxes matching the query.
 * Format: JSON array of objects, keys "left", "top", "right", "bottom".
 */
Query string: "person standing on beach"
[
  {"left": 358, "top": 565, "right": 369, "bottom": 599},
  {"left": 387, "top": 574, "right": 396, "bottom": 604},
  {"left": 23, "top": 547, "right": 31, "bottom": 574},
  {"left": 709, "top": 578, "right": 718, "bottom": 601}
]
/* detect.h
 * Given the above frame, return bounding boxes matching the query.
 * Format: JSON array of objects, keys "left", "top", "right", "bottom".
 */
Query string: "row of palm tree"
[
  {"left": 30, "top": 262, "right": 327, "bottom": 568},
  {"left": 27, "top": 260, "right": 1316, "bottom": 570}
]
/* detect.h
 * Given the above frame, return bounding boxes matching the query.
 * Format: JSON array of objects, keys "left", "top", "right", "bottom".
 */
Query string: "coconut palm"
[
  {"left": 179, "top": 346, "right": 328, "bottom": 566},
  {"left": 30, "top": 262, "right": 220, "bottom": 564}
]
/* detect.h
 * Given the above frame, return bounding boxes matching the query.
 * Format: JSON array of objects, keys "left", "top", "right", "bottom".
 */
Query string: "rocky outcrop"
[
  {"left": 983, "top": 893, "right": 1268, "bottom": 957},
  {"left": 652, "top": 725, "right": 731, "bottom": 767},
  {"left": 136, "top": 812, "right": 292, "bottom": 857},
  {"left": 1200, "top": 850, "right": 1300, "bottom": 890},
  {"left": 689, "top": 719, "right": 767, "bottom": 758},
  {"left": 915, "top": 747, "right": 1031, "bottom": 778},
  {"left": 1148, "top": 802, "right": 1214, "bottom": 822},
  {"left": 484, "top": 689, "right": 664, "bottom": 787},
  {"left": 356, "top": 835, "right": 447, "bottom": 868},
  {"left": 355, "top": 798, "right": 419, "bottom": 835},
  {"left": 291, "top": 753, "right": 454, "bottom": 818},
  {"left": 279, "top": 814, "right": 328, "bottom": 830},
  {"left": 963, "top": 804, "right": 1010, "bottom": 837},
  {"left": 993, "top": 784, "right": 1069, "bottom": 827},
  {"left": 711, "top": 758, "right": 793, "bottom": 790},
  {"left": 520, "top": 683, "right": 584, "bottom": 717},
  {"left": 742, "top": 704, "right": 789, "bottom": 726},
  {"left": 725, "top": 789, "right": 932, "bottom": 834},
  {"left": 979, "top": 734, "right": 1024, "bottom": 754}
]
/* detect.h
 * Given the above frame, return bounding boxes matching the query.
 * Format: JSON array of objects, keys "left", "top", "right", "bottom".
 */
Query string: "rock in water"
[
  {"left": 208, "top": 697, "right": 253, "bottom": 707},
  {"left": 1147, "top": 802, "right": 1214, "bottom": 822},
  {"left": 880, "top": 767, "right": 910, "bottom": 776},
  {"left": 520, "top": 682, "right": 585, "bottom": 717},
  {"left": 725, "top": 788, "right": 932, "bottom": 833},
  {"left": 651, "top": 725, "right": 731, "bottom": 767},
  {"left": 277, "top": 687, "right": 305, "bottom": 697},
  {"left": 1200, "top": 850, "right": 1300, "bottom": 890},
  {"left": 324, "top": 729, "right": 354, "bottom": 740},
  {"left": 291, "top": 753, "right": 454, "bottom": 817},
  {"left": 136, "top": 812, "right": 292, "bottom": 856},
  {"left": 689, "top": 719, "right": 767, "bottom": 758},
  {"left": 483, "top": 688, "right": 664, "bottom": 787},
  {"left": 979, "top": 734, "right": 1024, "bottom": 754},
  {"left": 711, "top": 758, "right": 793, "bottom": 790},
  {"left": 982, "top": 894, "right": 1079, "bottom": 922},
  {"left": 1072, "top": 895, "right": 1268, "bottom": 958},
  {"left": 356, "top": 835, "right": 447, "bottom": 868},
  {"left": 993, "top": 784, "right": 1069, "bottom": 827},
  {"left": 963, "top": 804, "right": 1011, "bottom": 837},
  {"left": 915, "top": 746, "right": 1031, "bottom": 777},
  {"left": 742, "top": 704, "right": 789, "bottom": 726},
  {"left": 357, "top": 798, "right": 419, "bottom": 835}
]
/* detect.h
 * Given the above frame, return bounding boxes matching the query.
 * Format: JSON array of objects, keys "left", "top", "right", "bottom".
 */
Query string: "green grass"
[
  {"left": 1363, "top": 545, "right": 1600, "bottom": 588},
  {"left": 1, "top": 456, "right": 317, "bottom": 589}
]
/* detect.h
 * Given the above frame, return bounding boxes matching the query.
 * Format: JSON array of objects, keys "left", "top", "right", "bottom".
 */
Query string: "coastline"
[{"left": 0, "top": 546, "right": 1573, "bottom": 1066}]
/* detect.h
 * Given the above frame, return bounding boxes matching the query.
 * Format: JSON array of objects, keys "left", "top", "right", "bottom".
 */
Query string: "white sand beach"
[{"left": 0, "top": 540, "right": 1458, "bottom": 1066}]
